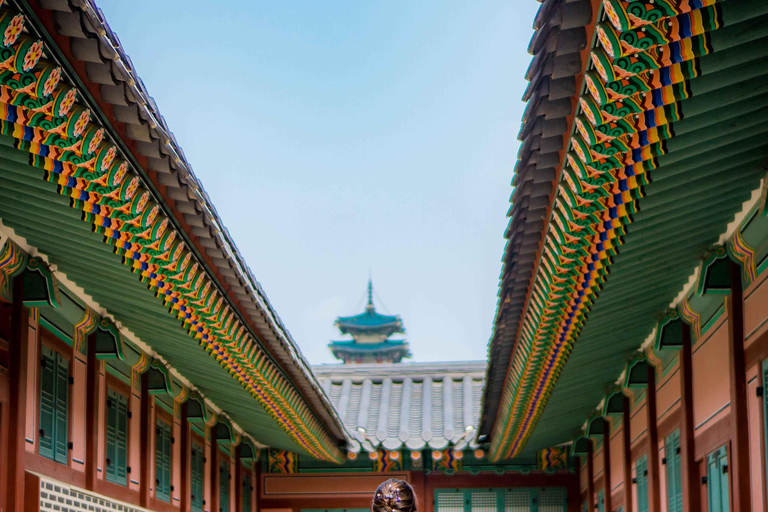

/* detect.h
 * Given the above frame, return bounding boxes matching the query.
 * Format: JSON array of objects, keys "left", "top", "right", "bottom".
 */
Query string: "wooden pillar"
[
  {"left": 728, "top": 261, "right": 751, "bottom": 512},
  {"left": 646, "top": 363, "right": 661, "bottom": 512},
  {"left": 180, "top": 403, "right": 190, "bottom": 512},
  {"left": 6, "top": 276, "right": 28, "bottom": 512},
  {"left": 252, "top": 458, "right": 260, "bottom": 512},
  {"left": 85, "top": 332, "right": 99, "bottom": 490},
  {"left": 210, "top": 436, "right": 219, "bottom": 512},
  {"left": 568, "top": 456, "right": 582, "bottom": 512},
  {"left": 234, "top": 446, "right": 242, "bottom": 512},
  {"left": 622, "top": 396, "right": 633, "bottom": 512},
  {"left": 587, "top": 440, "right": 595, "bottom": 510},
  {"left": 602, "top": 419, "right": 612, "bottom": 512},
  {"left": 678, "top": 322, "right": 700, "bottom": 511},
  {"left": 139, "top": 373, "right": 151, "bottom": 508}
]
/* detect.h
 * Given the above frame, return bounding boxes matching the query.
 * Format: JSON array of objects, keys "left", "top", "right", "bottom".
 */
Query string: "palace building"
[{"left": 0, "top": 0, "right": 767, "bottom": 511}]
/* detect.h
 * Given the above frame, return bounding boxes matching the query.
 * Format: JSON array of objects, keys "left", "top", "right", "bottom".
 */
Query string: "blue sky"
[{"left": 97, "top": 0, "right": 539, "bottom": 364}]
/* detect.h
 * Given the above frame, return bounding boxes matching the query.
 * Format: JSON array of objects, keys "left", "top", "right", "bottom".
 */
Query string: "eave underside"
[
  {"left": 483, "top": 0, "right": 768, "bottom": 458},
  {"left": 0, "top": 141, "right": 310, "bottom": 454}
]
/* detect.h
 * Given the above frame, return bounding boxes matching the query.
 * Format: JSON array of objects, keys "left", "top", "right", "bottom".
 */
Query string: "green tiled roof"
[{"left": 335, "top": 309, "right": 403, "bottom": 333}]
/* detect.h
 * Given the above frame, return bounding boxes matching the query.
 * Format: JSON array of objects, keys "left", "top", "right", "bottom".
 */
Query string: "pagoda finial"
[{"left": 366, "top": 277, "right": 374, "bottom": 312}]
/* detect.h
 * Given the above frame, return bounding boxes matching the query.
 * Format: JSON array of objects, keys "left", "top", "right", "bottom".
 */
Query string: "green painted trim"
[
  {"left": 105, "top": 364, "right": 131, "bottom": 387},
  {"left": 39, "top": 317, "right": 72, "bottom": 346},
  {"left": 700, "top": 304, "right": 725, "bottom": 338},
  {"left": 155, "top": 399, "right": 174, "bottom": 416}
]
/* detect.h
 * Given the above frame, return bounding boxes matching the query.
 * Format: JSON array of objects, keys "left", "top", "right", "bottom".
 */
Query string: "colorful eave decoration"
[
  {"left": 0, "top": 5, "right": 342, "bottom": 462},
  {"left": 489, "top": 0, "right": 723, "bottom": 461}
]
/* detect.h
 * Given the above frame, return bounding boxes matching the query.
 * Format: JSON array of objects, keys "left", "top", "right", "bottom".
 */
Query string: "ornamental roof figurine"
[{"left": 329, "top": 280, "right": 411, "bottom": 364}]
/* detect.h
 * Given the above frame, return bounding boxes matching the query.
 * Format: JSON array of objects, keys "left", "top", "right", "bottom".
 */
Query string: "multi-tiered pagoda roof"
[{"left": 329, "top": 281, "right": 411, "bottom": 363}]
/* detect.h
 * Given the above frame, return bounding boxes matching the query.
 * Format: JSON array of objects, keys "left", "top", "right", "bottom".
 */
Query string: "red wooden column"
[
  {"left": 252, "top": 458, "right": 260, "bottom": 512},
  {"left": 678, "top": 322, "right": 699, "bottom": 511},
  {"left": 234, "top": 445, "right": 242, "bottom": 512},
  {"left": 587, "top": 440, "right": 595, "bottom": 510},
  {"left": 210, "top": 434, "right": 219, "bottom": 512},
  {"left": 602, "top": 419, "right": 612, "bottom": 512},
  {"left": 85, "top": 332, "right": 99, "bottom": 490},
  {"left": 139, "top": 373, "right": 152, "bottom": 508},
  {"left": 180, "top": 403, "right": 190, "bottom": 512},
  {"left": 6, "top": 276, "right": 29, "bottom": 512},
  {"left": 728, "top": 261, "right": 751, "bottom": 512},
  {"left": 646, "top": 363, "right": 661, "bottom": 512},
  {"left": 622, "top": 396, "right": 633, "bottom": 512},
  {"left": 568, "top": 456, "right": 582, "bottom": 512}
]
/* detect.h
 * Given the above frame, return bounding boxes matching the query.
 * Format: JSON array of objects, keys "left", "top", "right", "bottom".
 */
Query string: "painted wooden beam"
[
  {"left": 622, "top": 396, "right": 633, "bottom": 512},
  {"left": 602, "top": 418, "right": 612, "bottom": 512},
  {"left": 6, "top": 275, "right": 29, "bottom": 512},
  {"left": 646, "top": 363, "right": 661, "bottom": 512},
  {"left": 678, "top": 321, "right": 700, "bottom": 511},
  {"left": 728, "top": 260, "right": 752, "bottom": 512}
]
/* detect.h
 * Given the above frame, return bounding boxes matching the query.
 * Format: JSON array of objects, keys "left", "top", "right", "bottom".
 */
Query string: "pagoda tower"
[{"left": 329, "top": 280, "right": 411, "bottom": 364}]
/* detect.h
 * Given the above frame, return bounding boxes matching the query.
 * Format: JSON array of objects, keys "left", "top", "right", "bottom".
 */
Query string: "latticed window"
[
  {"left": 191, "top": 441, "right": 205, "bottom": 512},
  {"left": 434, "top": 487, "right": 567, "bottom": 512},
  {"left": 219, "top": 459, "right": 230, "bottom": 512},
  {"left": 155, "top": 418, "right": 172, "bottom": 502},
  {"left": 39, "top": 344, "right": 69, "bottom": 465},
  {"left": 242, "top": 472, "right": 252, "bottom": 512},
  {"left": 636, "top": 455, "right": 649, "bottom": 512},
  {"left": 706, "top": 446, "right": 729, "bottom": 512},
  {"left": 665, "top": 430, "right": 683, "bottom": 512},
  {"left": 105, "top": 388, "right": 129, "bottom": 485}
]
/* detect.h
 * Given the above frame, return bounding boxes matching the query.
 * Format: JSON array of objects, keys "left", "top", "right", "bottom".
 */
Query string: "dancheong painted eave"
[
  {"left": 480, "top": 0, "right": 768, "bottom": 460},
  {"left": 0, "top": 0, "right": 348, "bottom": 460}
]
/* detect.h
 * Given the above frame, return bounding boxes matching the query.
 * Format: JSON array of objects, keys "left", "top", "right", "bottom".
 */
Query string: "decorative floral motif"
[
  {"left": 57, "top": 88, "right": 77, "bottom": 117},
  {"left": 21, "top": 40, "right": 43, "bottom": 72},
  {"left": 72, "top": 108, "right": 90, "bottom": 138},
  {"left": 42, "top": 67, "right": 61, "bottom": 97},
  {"left": 3, "top": 15, "right": 23, "bottom": 47}
]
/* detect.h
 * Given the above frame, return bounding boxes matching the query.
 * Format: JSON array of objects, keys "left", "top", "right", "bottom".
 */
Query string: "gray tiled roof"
[{"left": 313, "top": 361, "right": 485, "bottom": 453}]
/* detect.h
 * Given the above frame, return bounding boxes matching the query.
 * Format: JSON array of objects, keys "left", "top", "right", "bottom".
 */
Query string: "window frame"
[
  {"left": 190, "top": 430, "right": 206, "bottom": 512},
  {"left": 218, "top": 451, "right": 231, "bottom": 512},
  {"left": 37, "top": 328, "right": 72, "bottom": 466},
  {"left": 635, "top": 454, "right": 650, "bottom": 512},
  {"left": 154, "top": 404, "right": 174, "bottom": 503},
  {"left": 104, "top": 372, "right": 131, "bottom": 486}
]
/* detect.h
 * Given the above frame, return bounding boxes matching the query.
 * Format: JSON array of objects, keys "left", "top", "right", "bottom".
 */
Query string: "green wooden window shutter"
[
  {"left": 636, "top": 455, "right": 649, "bottom": 512},
  {"left": 53, "top": 352, "right": 69, "bottom": 465},
  {"left": 39, "top": 346, "right": 57, "bottom": 460},
  {"left": 665, "top": 430, "right": 682, "bottom": 512},
  {"left": 105, "top": 389, "right": 129, "bottom": 485},
  {"left": 155, "top": 419, "right": 172, "bottom": 502},
  {"left": 707, "top": 446, "right": 730, "bottom": 512},
  {"left": 219, "top": 459, "right": 230, "bottom": 512},
  {"left": 191, "top": 441, "right": 205, "bottom": 512},
  {"left": 242, "top": 473, "right": 252, "bottom": 512},
  {"left": 38, "top": 347, "right": 69, "bottom": 464},
  {"left": 596, "top": 489, "right": 604, "bottom": 512}
]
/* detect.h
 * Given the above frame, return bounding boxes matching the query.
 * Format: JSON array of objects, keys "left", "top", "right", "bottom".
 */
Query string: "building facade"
[{"left": 2, "top": 0, "right": 768, "bottom": 511}]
